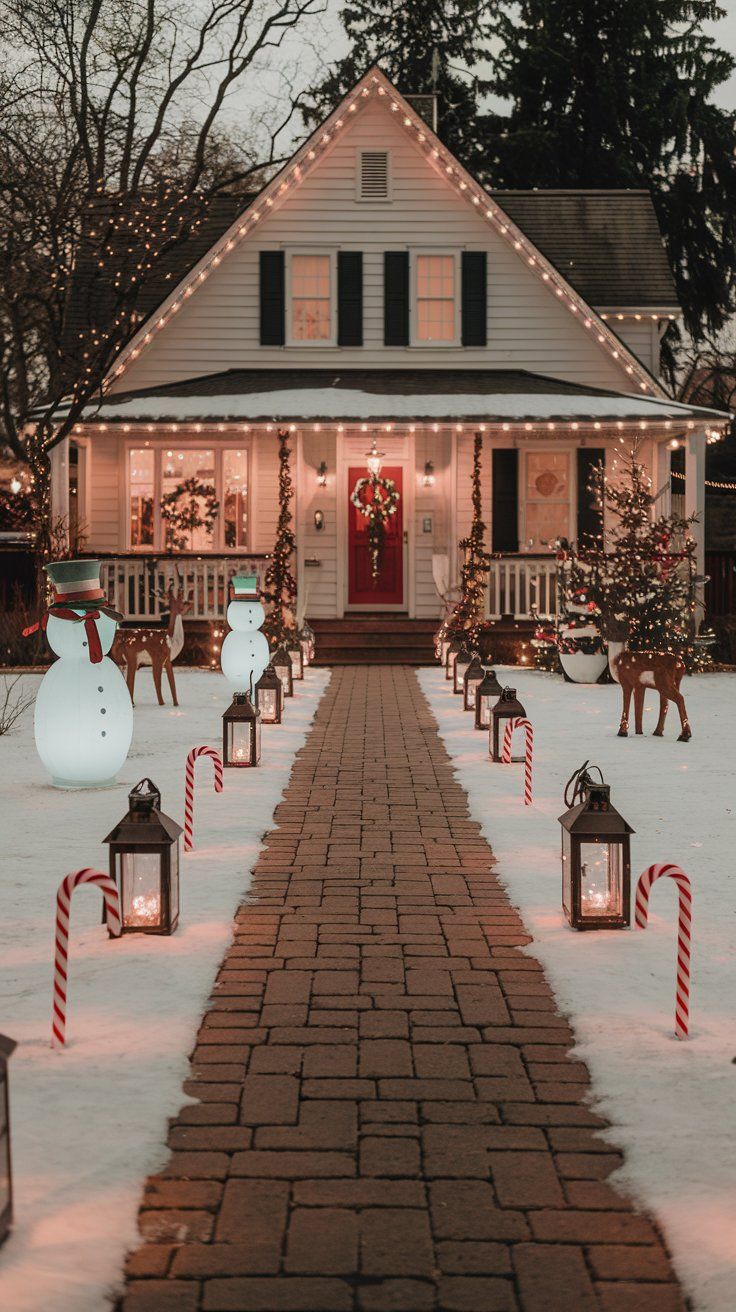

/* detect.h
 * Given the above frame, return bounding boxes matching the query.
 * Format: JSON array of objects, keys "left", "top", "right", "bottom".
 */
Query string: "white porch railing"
[
  {"left": 100, "top": 555, "right": 268, "bottom": 621},
  {"left": 487, "top": 555, "right": 558, "bottom": 620}
]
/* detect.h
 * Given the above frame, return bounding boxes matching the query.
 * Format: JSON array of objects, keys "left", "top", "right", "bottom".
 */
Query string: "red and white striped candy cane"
[
  {"left": 52, "top": 868, "right": 121, "bottom": 1048},
  {"left": 501, "top": 717, "right": 533, "bottom": 805},
  {"left": 184, "top": 745, "right": 223, "bottom": 852},
  {"left": 635, "top": 862, "right": 692, "bottom": 1040}
]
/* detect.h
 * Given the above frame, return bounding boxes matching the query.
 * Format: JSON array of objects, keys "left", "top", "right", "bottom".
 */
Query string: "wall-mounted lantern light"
[
  {"left": 422, "top": 460, "right": 435, "bottom": 487},
  {"left": 316, "top": 461, "right": 328, "bottom": 487},
  {"left": 314, "top": 510, "right": 325, "bottom": 532}
]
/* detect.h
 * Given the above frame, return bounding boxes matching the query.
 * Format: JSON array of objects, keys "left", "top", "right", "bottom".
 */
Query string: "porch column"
[
  {"left": 49, "top": 437, "right": 70, "bottom": 543},
  {"left": 654, "top": 441, "right": 672, "bottom": 516},
  {"left": 685, "top": 427, "right": 706, "bottom": 601}
]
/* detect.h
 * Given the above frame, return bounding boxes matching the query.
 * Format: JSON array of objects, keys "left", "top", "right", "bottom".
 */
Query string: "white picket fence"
[{"left": 100, "top": 556, "right": 268, "bottom": 621}]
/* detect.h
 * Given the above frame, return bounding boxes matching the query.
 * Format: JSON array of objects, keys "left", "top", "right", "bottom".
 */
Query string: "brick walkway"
[{"left": 121, "top": 667, "right": 683, "bottom": 1312}]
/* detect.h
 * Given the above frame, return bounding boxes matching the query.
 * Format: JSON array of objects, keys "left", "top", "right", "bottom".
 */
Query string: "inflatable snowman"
[
  {"left": 221, "top": 573, "right": 270, "bottom": 692},
  {"left": 30, "top": 559, "right": 134, "bottom": 788}
]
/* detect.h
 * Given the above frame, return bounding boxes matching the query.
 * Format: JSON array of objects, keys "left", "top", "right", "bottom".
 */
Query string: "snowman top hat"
[
  {"left": 230, "top": 573, "right": 260, "bottom": 601},
  {"left": 44, "top": 559, "right": 110, "bottom": 611}
]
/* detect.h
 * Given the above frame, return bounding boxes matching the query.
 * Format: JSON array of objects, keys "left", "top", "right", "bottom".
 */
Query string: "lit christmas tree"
[
  {"left": 439, "top": 433, "right": 492, "bottom": 650},
  {"left": 262, "top": 428, "right": 298, "bottom": 646}
]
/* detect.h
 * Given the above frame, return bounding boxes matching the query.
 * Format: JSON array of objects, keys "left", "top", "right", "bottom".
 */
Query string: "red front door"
[{"left": 348, "top": 465, "right": 404, "bottom": 606}]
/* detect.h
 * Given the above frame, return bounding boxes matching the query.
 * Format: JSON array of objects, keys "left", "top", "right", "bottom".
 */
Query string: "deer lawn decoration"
[
  {"left": 113, "top": 583, "right": 192, "bottom": 706},
  {"left": 601, "top": 616, "right": 691, "bottom": 742}
]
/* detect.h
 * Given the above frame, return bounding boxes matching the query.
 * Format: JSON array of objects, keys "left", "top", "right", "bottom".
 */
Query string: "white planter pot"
[{"left": 560, "top": 651, "right": 608, "bottom": 684}]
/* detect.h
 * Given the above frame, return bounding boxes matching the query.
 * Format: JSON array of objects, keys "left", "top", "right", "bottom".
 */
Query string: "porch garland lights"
[{"left": 106, "top": 72, "right": 663, "bottom": 400}]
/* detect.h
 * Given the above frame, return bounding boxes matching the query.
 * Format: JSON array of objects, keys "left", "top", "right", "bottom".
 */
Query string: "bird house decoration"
[
  {"left": 103, "top": 779, "right": 182, "bottom": 934},
  {"left": 559, "top": 763, "right": 633, "bottom": 930},
  {"left": 445, "top": 636, "right": 462, "bottom": 682},
  {"left": 463, "top": 653, "right": 484, "bottom": 711},
  {"left": 255, "top": 663, "right": 283, "bottom": 724},
  {"left": 490, "top": 687, "right": 527, "bottom": 762},
  {"left": 475, "top": 667, "right": 503, "bottom": 731},
  {"left": 223, "top": 692, "right": 261, "bottom": 767},
  {"left": 271, "top": 645, "right": 294, "bottom": 698},
  {"left": 453, "top": 645, "right": 472, "bottom": 694},
  {"left": 0, "top": 1034, "right": 16, "bottom": 1248}
]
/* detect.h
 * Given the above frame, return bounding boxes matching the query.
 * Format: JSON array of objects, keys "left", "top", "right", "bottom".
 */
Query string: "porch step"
[{"left": 310, "top": 615, "right": 437, "bottom": 665}]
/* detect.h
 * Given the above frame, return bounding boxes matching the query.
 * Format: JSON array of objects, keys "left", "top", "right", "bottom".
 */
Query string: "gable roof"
[{"left": 101, "top": 66, "right": 667, "bottom": 399}]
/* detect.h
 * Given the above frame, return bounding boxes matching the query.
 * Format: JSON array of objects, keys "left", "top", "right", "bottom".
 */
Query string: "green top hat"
[
  {"left": 231, "top": 574, "right": 259, "bottom": 600},
  {"left": 44, "top": 559, "right": 107, "bottom": 610}
]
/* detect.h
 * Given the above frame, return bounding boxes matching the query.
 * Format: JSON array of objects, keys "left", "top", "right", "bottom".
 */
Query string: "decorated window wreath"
[
  {"left": 160, "top": 477, "right": 220, "bottom": 551},
  {"left": 350, "top": 472, "right": 400, "bottom": 582}
]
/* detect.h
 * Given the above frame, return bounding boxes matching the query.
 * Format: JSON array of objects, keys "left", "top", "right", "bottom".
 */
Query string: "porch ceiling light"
[{"left": 366, "top": 440, "right": 385, "bottom": 477}]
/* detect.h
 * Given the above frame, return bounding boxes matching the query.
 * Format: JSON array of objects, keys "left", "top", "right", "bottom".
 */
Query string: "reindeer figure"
[
  {"left": 601, "top": 615, "right": 691, "bottom": 742},
  {"left": 113, "top": 581, "right": 193, "bottom": 706}
]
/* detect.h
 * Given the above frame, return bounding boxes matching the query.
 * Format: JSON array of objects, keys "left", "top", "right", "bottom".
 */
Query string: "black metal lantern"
[
  {"left": 0, "top": 1034, "right": 16, "bottom": 1249},
  {"left": 559, "top": 763, "right": 633, "bottom": 930},
  {"left": 445, "top": 636, "right": 461, "bottom": 681},
  {"left": 475, "top": 667, "right": 503, "bottom": 731},
  {"left": 255, "top": 663, "right": 283, "bottom": 724},
  {"left": 103, "top": 779, "right": 182, "bottom": 935},
  {"left": 271, "top": 645, "right": 294, "bottom": 698},
  {"left": 463, "top": 653, "right": 484, "bottom": 711},
  {"left": 453, "top": 645, "right": 472, "bottom": 694},
  {"left": 287, "top": 638, "right": 304, "bottom": 680},
  {"left": 490, "top": 687, "right": 527, "bottom": 762},
  {"left": 299, "top": 622, "right": 315, "bottom": 667},
  {"left": 223, "top": 692, "right": 261, "bottom": 767}
]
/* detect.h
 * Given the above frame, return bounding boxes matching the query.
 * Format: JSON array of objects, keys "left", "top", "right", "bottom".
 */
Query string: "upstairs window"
[
  {"left": 415, "top": 254, "right": 457, "bottom": 343},
  {"left": 290, "top": 253, "right": 332, "bottom": 342},
  {"left": 358, "top": 150, "right": 390, "bottom": 200}
]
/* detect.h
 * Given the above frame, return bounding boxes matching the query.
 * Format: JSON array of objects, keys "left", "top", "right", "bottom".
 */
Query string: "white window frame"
[
  {"left": 124, "top": 438, "right": 252, "bottom": 552},
  {"left": 285, "top": 248, "right": 337, "bottom": 347},
  {"left": 519, "top": 446, "right": 576, "bottom": 553},
  {"left": 411, "top": 250, "right": 461, "bottom": 347},
  {"left": 355, "top": 148, "right": 391, "bottom": 202}
]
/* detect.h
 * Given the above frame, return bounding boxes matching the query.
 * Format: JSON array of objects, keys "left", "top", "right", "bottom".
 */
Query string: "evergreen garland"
[
  {"left": 262, "top": 428, "right": 298, "bottom": 644},
  {"left": 441, "top": 433, "right": 492, "bottom": 649}
]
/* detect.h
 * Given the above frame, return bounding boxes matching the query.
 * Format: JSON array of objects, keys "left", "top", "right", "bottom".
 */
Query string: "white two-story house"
[{"left": 49, "top": 66, "right": 728, "bottom": 660}]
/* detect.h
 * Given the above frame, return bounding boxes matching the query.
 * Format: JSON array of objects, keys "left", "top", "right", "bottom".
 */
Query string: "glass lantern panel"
[
  {"left": 562, "top": 831, "right": 572, "bottom": 917},
  {"left": 579, "top": 841, "right": 622, "bottom": 918},
  {"left": 465, "top": 675, "right": 481, "bottom": 709},
  {"left": 260, "top": 689, "right": 278, "bottom": 721},
  {"left": 477, "top": 692, "right": 493, "bottom": 728},
  {"left": 454, "top": 661, "right": 467, "bottom": 693},
  {"left": 289, "top": 649, "right": 301, "bottom": 674},
  {"left": 0, "top": 1083, "right": 6, "bottom": 1135},
  {"left": 119, "top": 852, "right": 163, "bottom": 928},
  {"left": 228, "top": 721, "right": 252, "bottom": 765},
  {"left": 277, "top": 667, "right": 291, "bottom": 694},
  {"left": 169, "top": 842, "right": 179, "bottom": 924},
  {"left": 0, "top": 1127, "right": 9, "bottom": 1216},
  {"left": 255, "top": 717, "right": 262, "bottom": 762}
]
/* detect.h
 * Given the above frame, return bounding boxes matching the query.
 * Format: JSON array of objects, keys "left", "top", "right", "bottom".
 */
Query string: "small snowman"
[
  {"left": 221, "top": 573, "right": 270, "bottom": 692},
  {"left": 29, "top": 559, "right": 134, "bottom": 788}
]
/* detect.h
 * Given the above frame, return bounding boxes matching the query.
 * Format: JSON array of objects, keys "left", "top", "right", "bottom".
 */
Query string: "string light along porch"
[
  {"left": 475, "top": 666, "right": 503, "bottom": 731},
  {"left": 463, "top": 653, "right": 485, "bottom": 711},
  {"left": 559, "top": 762, "right": 633, "bottom": 930},
  {"left": 0, "top": 1034, "right": 16, "bottom": 1247},
  {"left": 255, "top": 663, "right": 283, "bottom": 724},
  {"left": 453, "top": 645, "right": 472, "bottom": 695},
  {"left": 223, "top": 691, "right": 262, "bottom": 768},
  {"left": 490, "top": 688, "right": 527, "bottom": 762},
  {"left": 271, "top": 645, "right": 294, "bottom": 698},
  {"left": 103, "top": 778, "right": 182, "bottom": 934},
  {"left": 350, "top": 440, "right": 400, "bottom": 583}
]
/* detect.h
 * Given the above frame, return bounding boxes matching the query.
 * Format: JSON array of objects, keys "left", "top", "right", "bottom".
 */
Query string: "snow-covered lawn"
[
  {"left": 0, "top": 666, "right": 328, "bottom": 1312},
  {"left": 419, "top": 665, "right": 736, "bottom": 1312}
]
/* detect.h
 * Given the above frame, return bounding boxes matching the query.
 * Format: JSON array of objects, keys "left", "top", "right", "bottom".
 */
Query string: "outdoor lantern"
[
  {"left": 104, "top": 778, "right": 182, "bottom": 934},
  {"left": 453, "top": 645, "right": 472, "bottom": 694},
  {"left": 223, "top": 692, "right": 261, "bottom": 767},
  {"left": 445, "top": 636, "right": 461, "bottom": 681},
  {"left": 299, "top": 621, "right": 316, "bottom": 667},
  {"left": 463, "top": 653, "right": 485, "bottom": 711},
  {"left": 271, "top": 645, "right": 294, "bottom": 698},
  {"left": 287, "top": 636, "right": 304, "bottom": 680},
  {"left": 0, "top": 1034, "right": 16, "bottom": 1249},
  {"left": 475, "top": 666, "right": 503, "bottom": 731},
  {"left": 559, "top": 763, "right": 633, "bottom": 930},
  {"left": 490, "top": 687, "right": 527, "bottom": 762},
  {"left": 255, "top": 663, "right": 283, "bottom": 724}
]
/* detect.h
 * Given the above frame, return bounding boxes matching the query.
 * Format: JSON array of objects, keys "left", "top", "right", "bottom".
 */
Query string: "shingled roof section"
[{"left": 491, "top": 190, "right": 678, "bottom": 308}]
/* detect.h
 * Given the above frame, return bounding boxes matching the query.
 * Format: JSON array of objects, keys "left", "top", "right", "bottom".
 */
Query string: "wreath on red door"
[{"left": 350, "top": 473, "right": 400, "bottom": 583}]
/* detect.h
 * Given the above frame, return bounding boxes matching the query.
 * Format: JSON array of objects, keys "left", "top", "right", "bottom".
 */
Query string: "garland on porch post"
[
  {"left": 441, "top": 432, "right": 491, "bottom": 650},
  {"left": 262, "top": 427, "right": 298, "bottom": 645}
]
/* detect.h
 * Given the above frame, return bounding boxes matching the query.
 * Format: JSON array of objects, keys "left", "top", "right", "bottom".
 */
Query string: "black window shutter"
[
  {"left": 259, "top": 251, "right": 285, "bottom": 346},
  {"left": 337, "top": 252, "right": 363, "bottom": 347},
  {"left": 577, "top": 448, "right": 605, "bottom": 544},
  {"left": 461, "top": 251, "right": 487, "bottom": 346},
  {"left": 492, "top": 448, "right": 518, "bottom": 553},
  {"left": 384, "top": 251, "right": 410, "bottom": 346}
]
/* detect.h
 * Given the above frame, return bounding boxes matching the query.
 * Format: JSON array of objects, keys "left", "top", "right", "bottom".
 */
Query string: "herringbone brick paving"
[{"left": 120, "top": 667, "right": 684, "bottom": 1312}]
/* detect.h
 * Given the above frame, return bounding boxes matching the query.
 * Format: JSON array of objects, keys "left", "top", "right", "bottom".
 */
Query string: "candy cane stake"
[
  {"left": 184, "top": 745, "right": 223, "bottom": 852},
  {"left": 52, "top": 868, "right": 121, "bottom": 1049},
  {"left": 635, "top": 863, "right": 692, "bottom": 1040},
  {"left": 501, "top": 717, "right": 533, "bottom": 805}
]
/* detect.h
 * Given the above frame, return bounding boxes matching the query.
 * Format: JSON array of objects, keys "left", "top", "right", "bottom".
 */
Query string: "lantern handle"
[{"left": 563, "top": 760, "right": 605, "bottom": 809}]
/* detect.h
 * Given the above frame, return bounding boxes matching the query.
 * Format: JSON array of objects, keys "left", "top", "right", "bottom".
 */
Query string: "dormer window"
[
  {"left": 289, "top": 253, "right": 333, "bottom": 342},
  {"left": 358, "top": 150, "right": 390, "bottom": 201},
  {"left": 415, "top": 253, "right": 458, "bottom": 344}
]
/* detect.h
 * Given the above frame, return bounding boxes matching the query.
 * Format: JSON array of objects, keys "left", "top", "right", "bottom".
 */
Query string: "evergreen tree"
[
  {"left": 486, "top": 1, "right": 736, "bottom": 363},
  {"left": 442, "top": 433, "right": 492, "bottom": 648},
  {"left": 262, "top": 429, "right": 298, "bottom": 645},
  {"left": 303, "top": 0, "right": 492, "bottom": 167}
]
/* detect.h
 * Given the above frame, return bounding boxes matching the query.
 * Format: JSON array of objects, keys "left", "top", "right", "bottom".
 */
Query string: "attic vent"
[{"left": 359, "top": 150, "right": 390, "bottom": 200}]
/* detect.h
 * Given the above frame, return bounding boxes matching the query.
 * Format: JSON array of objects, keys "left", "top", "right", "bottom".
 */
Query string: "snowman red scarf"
[{"left": 23, "top": 587, "right": 123, "bottom": 664}]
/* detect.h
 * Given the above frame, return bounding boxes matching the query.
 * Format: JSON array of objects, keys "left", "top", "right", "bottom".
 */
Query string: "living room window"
[
  {"left": 127, "top": 445, "right": 250, "bottom": 550},
  {"left": 523, "top": 451, "right": 572, "bottom": 549}
]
